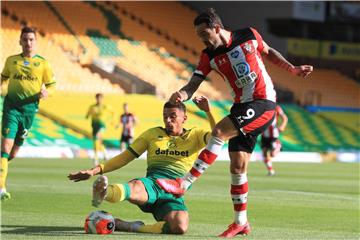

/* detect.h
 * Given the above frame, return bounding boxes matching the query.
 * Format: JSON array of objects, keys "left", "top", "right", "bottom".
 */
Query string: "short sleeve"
[
  {"left": 193, "top": 52, "right": 212, "bottom": 78},
  {"left": 194, "top": 128, "right": 211, "bottom": 149},
  {"left": 1, "top": 57, "right": 11, "bottom": 80},
  {"left": 250, "top": 27, "right": 264, "bottom": 52},
  {"left": 43, "top": 61, "right": 56, "bottom": 86},
  {"left": 128, "top": 130, "right": 149, "bottom": 157}
]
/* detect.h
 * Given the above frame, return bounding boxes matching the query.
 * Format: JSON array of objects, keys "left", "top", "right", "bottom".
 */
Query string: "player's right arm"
[
  {"left": 170, "top": 75, "right": 205, "bottom": 103},
  {"left": 169, "top": 52, "right": 211, "bottom": 103},
  {"left": 1, "top": 57, "right": 10, "bottom": 97}
]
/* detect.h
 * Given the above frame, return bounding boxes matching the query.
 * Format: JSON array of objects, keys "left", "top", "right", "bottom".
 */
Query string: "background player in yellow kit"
[
  {"left": 86, "top": 93, "right": 115, "bottom": 166},
  {"left": 0, "top": 27, "right": 56, "bottom": 200},
  {"left": 69, "top": 96, "right": 216, "bottom": 235}
]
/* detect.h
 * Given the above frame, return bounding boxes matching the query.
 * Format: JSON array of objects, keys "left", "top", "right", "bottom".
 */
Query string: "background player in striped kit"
[
  {"left": 260, "top": 104, "right": 288, "bottom": 176},
  {"left": 118, "top": 102, "right": 137, "bottom": 152},
  {"left": 157, "top": 8, "right": 313, "bottom": 237}
]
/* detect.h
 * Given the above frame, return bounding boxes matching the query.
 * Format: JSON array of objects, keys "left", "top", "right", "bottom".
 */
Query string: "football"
[{"left": 84, "top": 210, "right": 115, "bottom": 234}]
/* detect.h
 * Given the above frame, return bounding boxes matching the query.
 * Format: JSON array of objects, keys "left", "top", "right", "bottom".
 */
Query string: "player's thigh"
[
  {"left": 2, "top": 110, "right": 20, "bottom": 140},
  {"left": 127, "top": 179, "right": 148, "bottom": 205},
  {"left": 163, "top": 210, "right": 189, "bottom": 234},
  {"left": 1, "top": 110, "right": 21, "bottom": 152},
  {"left": 212, "top": 116, "right": 239, "bottom": 140},
  {"left": 14, "top": 113, "right": 35, "bottom": 147}
]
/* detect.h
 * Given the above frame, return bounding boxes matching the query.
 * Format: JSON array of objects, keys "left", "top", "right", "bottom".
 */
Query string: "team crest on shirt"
[
  {"left": 34, "top": 62, "right": 40, "bottom": 67},
  {"left": 24, "top": 60, "right": 30, "bottom": 66},
  {"left": 242, "top": 42, "right": 254, "bottom": 55},
  {"left": 167, "top": 139, "right": 176, "bottom": 149}
]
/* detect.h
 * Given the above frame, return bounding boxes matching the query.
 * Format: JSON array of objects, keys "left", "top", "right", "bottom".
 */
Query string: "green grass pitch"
[{"left": 1, "top": 158, "right": 359, "bottom": 239}]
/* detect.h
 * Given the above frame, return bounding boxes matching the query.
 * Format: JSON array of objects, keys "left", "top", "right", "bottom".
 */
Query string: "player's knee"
[
  {"left": 169, "top": 222, "right": 188, "bottom": 234},
  {"left": 211, "top": 126, "right": 225, "bottom": 139},
  {"left": 128, "top": 180, "right": 144, "bottom": 195}
]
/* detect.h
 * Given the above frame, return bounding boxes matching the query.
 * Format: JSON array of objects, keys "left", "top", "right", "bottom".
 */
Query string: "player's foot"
[
  {"left": 156, "top": 178, "right": 185, "bottom": 197},
  {"left": 218, "top": 222, "right": 251, "bottom": 238},
  {"left": 114, "top": 218, "right": 144, "bottom": 232},
  {"left": 0, "top": 191, "right": 11, "bottom": 201},
  {"left": 268, "top": 170, "right": 275, "bottom": 176},
  {"left": 92, "top": 175, "right": 108, "bottom": 207}
]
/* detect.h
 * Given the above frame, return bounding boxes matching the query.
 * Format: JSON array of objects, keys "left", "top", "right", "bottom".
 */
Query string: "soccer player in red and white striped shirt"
[
  {"left": 261, "top": 105, "right": 288, "bottom": 176},
  {"left": 157, "top": 8, "right": 313, "bottom": 237}
]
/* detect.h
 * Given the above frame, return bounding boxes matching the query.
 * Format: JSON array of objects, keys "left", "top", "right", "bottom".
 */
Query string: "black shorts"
[
  {"left": 228, "top": 99, "right": 276, "bottom": 153},
  {"left": 261, "top": 137, "right": 279, "bottom": 150},
  {"left": 121, "top": 134, "right": 133, "bottom": 144}
]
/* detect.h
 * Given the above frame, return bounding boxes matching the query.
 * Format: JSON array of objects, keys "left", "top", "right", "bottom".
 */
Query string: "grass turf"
[{"left": 1, "top": 158, "right": 359, "bottom": 239}]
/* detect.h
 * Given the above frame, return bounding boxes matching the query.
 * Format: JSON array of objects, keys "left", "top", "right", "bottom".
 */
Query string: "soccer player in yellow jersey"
[
  {"left": 86, "top": 93, "right": 114, "bottom": 165},
  {"left": 69, "top": 96, "right": 216, "bottom": 235},
  {"left": 0, "top": 27, "right": 56, "bottom": 200}
]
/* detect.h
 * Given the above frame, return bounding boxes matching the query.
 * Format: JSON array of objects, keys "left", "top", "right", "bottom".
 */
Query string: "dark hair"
[
  {"left": 164, "top": 101, "right": 186, "bottom": 113},
  {"left": 193, "top": 8, "right": 224, "bottom": 29},
  {"left": 95, "top": 93, "right": 103, "bottom": 98},
  {"left": 20, "top": 26, "right": 36, "bottom": 38}
]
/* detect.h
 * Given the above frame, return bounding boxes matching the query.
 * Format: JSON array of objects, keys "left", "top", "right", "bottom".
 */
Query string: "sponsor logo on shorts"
[{"left": 4, "top": 128, "right": 10, "bottom": 135}]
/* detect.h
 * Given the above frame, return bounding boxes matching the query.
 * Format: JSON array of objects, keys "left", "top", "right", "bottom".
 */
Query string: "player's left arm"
[
  {"left": 251, "top": 27, "right": 313, "bottom": 78},
  {"left": 277, "top": 106, "right": 288, "bottom": 132},
  {"left": 261, "top": 41, "right": 313, "bottom": 78},
  {"left": 193, "top": 96, "right": 216, "bottom": 130},
  {"left": 41, "top": 61, "right": 56, "bottom": 99}
]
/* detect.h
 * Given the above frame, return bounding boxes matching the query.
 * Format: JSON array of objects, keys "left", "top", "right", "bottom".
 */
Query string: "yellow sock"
[
  {"left": 137, "top": 221, "right": 166, "bottom": 234},
  {"left": 105, "top": 183, "right": 130, "bottom": 203},
  {"left": 0, "top": 157, "right": 9, "bottom": 190}
]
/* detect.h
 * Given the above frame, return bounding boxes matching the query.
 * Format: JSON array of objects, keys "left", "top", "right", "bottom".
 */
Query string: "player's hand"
[
  {"left": 290, "top": 65, "right": 313, "bottom": 78},
  {"left": 39, "top": 88, "right": 49, "bottom": 99},
  {"left": 169, "top": 91, "right": 186, "bottom": 104},
  {"left": 193, "top": 96, "right": 210, "bottom": 112},
  {"left": 278, "top": 126, "right": 285, "bottom": 132},
  {"left": 68, "top": 169, "right": 95, "bottom": 182}
]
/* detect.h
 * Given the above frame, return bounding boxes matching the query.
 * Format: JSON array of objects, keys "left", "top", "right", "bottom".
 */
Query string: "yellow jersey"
[
  {"left": 128, "top": 127, "right": 210, "bottom": 176},
  {"left": 1, "top": 54, "right": 56, "bottom": 104},
  {"left": 86, "top": 103, "right": 114, "bottom": 124}
]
